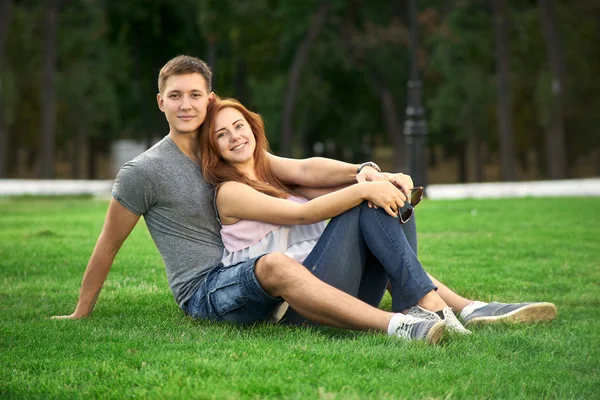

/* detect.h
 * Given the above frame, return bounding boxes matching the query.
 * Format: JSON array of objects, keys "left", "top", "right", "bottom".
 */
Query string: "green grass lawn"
[{"left": 1, "top": 196, "right": 599, "bottom": 399}]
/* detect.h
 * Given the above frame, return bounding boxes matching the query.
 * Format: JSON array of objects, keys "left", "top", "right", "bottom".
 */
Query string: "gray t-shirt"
[{"left": 112, "top": 136, "right": 223, "bottom": 307}]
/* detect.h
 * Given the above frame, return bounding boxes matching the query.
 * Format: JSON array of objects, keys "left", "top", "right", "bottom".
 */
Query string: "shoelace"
[
  {"left": 409, "top": 306, "right": 440, "bottom": 321},
  {"left": 395, "top": 318, "right": 416, "bottom": 340},
  {"left": 441, "top": 308, "right": 471, "bottom": 334}
]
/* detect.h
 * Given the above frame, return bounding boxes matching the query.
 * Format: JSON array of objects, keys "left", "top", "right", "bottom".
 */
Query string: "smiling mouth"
[
  {"left": 231, "top": 143, "right": 247, "bottom": 151},
  {"left": 179, "top": 116, "right": 195, "bottom": 120}
]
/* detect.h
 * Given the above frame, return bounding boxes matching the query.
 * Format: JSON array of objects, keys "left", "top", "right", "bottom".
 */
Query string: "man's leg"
[
  {"left": 257, "top": 253, "right": 390, "bottom": 330},
  {"left": 256, "top": 253, "right": 446, "bottom": 343}
]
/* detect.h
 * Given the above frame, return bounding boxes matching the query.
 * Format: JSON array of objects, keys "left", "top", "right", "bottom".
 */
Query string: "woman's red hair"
[{"left": 199, "top": 98, "right": 291, "bottom": 198}]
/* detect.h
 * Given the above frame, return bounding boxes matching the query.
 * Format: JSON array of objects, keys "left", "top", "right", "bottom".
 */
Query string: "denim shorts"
[{"left": 181, "top": 255, "right": 283, "bottom": 324}]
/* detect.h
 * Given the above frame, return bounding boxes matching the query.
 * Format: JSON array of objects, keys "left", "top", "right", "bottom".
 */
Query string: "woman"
[{"left": 199, "top": 98, "right": 469, "bottom": 335}]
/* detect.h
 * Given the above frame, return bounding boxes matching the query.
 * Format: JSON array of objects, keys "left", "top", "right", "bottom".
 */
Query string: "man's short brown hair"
[{"left": 158, "top": 55, "right": 212, "bottom": 94}]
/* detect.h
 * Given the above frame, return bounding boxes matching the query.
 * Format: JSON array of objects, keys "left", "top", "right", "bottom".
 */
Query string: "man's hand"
[
  {"left": 357, "top": 168, "right": 414, "bottom": 207},
  {"left": 359, "top": 181, "right": 408, "bottom": 217},
  {"left": 51, "top": 311, "right": 89, "bottom": 320},
  {"left": 52, "top": 198, "right": 140, "bottom": 322},
  {"left": 381, "top": 172, "right": 414, "bottom": 198},
  {"left": 356, "top": 166, "right": 386, "bottom": 183}
]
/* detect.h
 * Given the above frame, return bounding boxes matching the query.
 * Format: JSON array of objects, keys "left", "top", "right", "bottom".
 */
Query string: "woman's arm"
[{"left": 216, "top": 180, "right": 406, "bottom": 226}]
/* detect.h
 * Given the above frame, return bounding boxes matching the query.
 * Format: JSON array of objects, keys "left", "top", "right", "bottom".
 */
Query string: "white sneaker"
[{"left": 407, "top": 305, "right": 471, "bottom": 334}]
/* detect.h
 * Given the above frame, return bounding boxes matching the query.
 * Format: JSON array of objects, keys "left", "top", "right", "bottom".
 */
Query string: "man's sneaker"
[
  {"left": 393, "top": 314, "right": 446, "bottom": 345},
  {"left": 268, "top": 301, "right": 289, "bottom": 323},
  {"left": 461, "top": 302, "right": 557, "bottom": 328},
  {"left": 407, "top": 306, "right": 471, "bottom": 334}
]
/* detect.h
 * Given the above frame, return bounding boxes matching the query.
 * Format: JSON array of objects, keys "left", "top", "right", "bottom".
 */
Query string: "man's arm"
[
  {"left": 268, "top": 153, "right": 360, "bottom": 187},
  {"left": 292, "top": 184, "right": 350, "bottom": 200},
  {"left": 268, "top": 152, "right": 413, "bottom": 197},
  {"left": 52, "top": 198, "right": 141, "bottom": 319}
]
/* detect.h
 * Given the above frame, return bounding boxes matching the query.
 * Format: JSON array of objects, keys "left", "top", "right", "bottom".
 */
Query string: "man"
[{"left": 53, "top": 55, "right": 556, "bottom": 342}]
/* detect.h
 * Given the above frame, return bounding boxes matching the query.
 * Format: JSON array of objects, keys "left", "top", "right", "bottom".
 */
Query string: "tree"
[
  {"left": 538, "top": 0, "right": 567, "bottom": 179},
  {"left": 491, "top": 0, "right": 516, "bottom": 181},
  {"left": 427, "top": 2, "right": 495, "bottom": 182},
  {"left": 280, "top": 2, "right": 330, "bottom": 157},
  {"left": 39, "top": 0, "right": 59, "bottom": 179},
  {"left": 0, "top": 0, "right": 13, "bottom": 178}
]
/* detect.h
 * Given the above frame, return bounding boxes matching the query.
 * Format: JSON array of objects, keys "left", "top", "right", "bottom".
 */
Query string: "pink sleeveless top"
[{"left": 219, "top": 196, "right": 326, "bottom": 266}]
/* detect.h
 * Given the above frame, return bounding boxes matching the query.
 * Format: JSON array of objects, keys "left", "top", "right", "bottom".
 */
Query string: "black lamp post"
[{"left": 403, "top": 0, "right": 428, "bottom": 188}]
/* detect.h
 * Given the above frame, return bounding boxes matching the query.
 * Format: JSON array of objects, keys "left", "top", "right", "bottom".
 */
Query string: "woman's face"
[{"left": 214, "top": 107, "right": 256, "bottom": 166}]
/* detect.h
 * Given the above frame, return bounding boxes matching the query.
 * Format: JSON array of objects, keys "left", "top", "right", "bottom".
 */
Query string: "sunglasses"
[{"left": 399, "top": 186, "right": 424, "bottom": 224}]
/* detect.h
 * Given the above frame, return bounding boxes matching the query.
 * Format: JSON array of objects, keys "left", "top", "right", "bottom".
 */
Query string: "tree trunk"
[
  {"left": 88, "top": 137, "right": 97, "bottom": 179},
  {"left": 0, "top": 0, "right": 13, "bottom": 178},
  {"left": 380, "top": 89, "right": 404, "bottom": 172},
  {"left": 491, "top": 0, "right": 516, "bottom": 181},
  {"left": 71, "top": 123, "right": 85, "bottom": 179},
  {"left": 205, "top": 34, "right": 217, "bottom": 86},
  {"left": 538, "top": 0, "right": 568, "bottom": 179},
  {"left": 235, "top": 54, "right": 247, "bottom": 104},
  {"left": 280, "top": 3, "right": 329, "bottom": 157},
  {"left": 457, "top": 141, "right": 467, "bottom": 183},
  {"left": 40, "top": 0, "right": 60, "bottom": 179},
  {"left": 468, "top": 123, "right": 484, "bottom": 182}
]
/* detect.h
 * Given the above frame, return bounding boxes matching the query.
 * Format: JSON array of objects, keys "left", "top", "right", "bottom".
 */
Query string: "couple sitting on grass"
[{"left": 55, "top": 55, "right": 557, "bottom": 345}]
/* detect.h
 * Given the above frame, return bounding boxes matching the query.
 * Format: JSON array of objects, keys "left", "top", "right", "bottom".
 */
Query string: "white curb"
[
  {"left": 426, "top": 178, "right": 600, "bottom": 199},
  {"left": 0, "top": 180, "right": 113, "bottom": 197},
  {"left": 1, "top": 178, "right": 599, "bottom": 199}
]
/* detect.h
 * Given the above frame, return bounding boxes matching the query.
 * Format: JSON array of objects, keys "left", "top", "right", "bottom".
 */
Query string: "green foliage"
[
  {"left": 426, "top": 2, "right": 496, "bottom": 148},
  {"left": 1, "top": 0, "right": 599, "bottom": 178},
  {"left": 4, "top": 2, "right": 44, "bottom": 152},
  {"left": 1, "top": 197, "right": 599, "bottom": 398}
]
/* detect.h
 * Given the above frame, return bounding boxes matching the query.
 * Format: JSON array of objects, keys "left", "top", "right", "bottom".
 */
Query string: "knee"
[
  {"left": 255, "top": 252, "right": 301, "bottom": 293},
  {"left": 358, "top": 201, "right": 385, "bottom": 221}
]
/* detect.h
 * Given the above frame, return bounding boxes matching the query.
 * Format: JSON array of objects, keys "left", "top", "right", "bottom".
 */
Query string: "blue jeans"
[
  {"left": 181, "top": 255, "right": 282, "bottom": 324},
  {"left": 284, "top": 202, "right": 435, "bottom": 324}
]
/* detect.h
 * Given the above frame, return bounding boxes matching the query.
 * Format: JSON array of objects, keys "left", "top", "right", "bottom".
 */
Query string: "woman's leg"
[
  {"left": 285, "top": 203, "right": 441, "bottom": 325},
  {"left": 357, "top": 202, "right": 438, "bottom": 312},
  {"left": 400, "top": 212, "right": 418, "bottom": 255},
  {"left": 356, "top": 252, "right": 389, "bottom": 308},
  {"left": 284, "top": 206, "right": 388, "bottom": 324},
  {"left": 401, "top": 212, "right": 473, "bottom": 312}
]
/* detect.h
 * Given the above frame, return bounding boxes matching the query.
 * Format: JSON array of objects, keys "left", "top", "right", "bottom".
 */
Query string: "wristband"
[{"left": 357, "top": 161, "right": 381, "bottom": 174}]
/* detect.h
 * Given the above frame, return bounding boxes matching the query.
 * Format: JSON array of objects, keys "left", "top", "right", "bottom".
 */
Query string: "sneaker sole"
[
  {"left": 268, "top": 301, "right": 289, "bottom": 324},
  {"left": 425, "top": 321, "right": 446, "bottom": 345},
  {"left": 464, "top": 302, "right": 557, "bottom": 328}
]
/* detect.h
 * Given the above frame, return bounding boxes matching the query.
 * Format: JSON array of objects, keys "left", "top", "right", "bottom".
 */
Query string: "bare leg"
[
  {"left": 417, "top": 289, "right": 448, "bottom": 312},
  {"left": 427, "top": 273, "right": 473, "bottom": 312},
  {"left": 385, "top": 274, "right": 470, "bottom": 311},
  {"left": 256, "top": 253, "right": 393, "bottom": 332}
]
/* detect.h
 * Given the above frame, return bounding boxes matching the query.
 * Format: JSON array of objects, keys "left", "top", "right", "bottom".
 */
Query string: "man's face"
[{"left": 157, "top": 73, "right": 214, "bottom": 136}]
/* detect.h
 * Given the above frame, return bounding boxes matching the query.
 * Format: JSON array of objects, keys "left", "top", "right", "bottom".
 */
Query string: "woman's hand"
[{"left": 358, "top": 181, "right": 407, "bottom": 218}]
